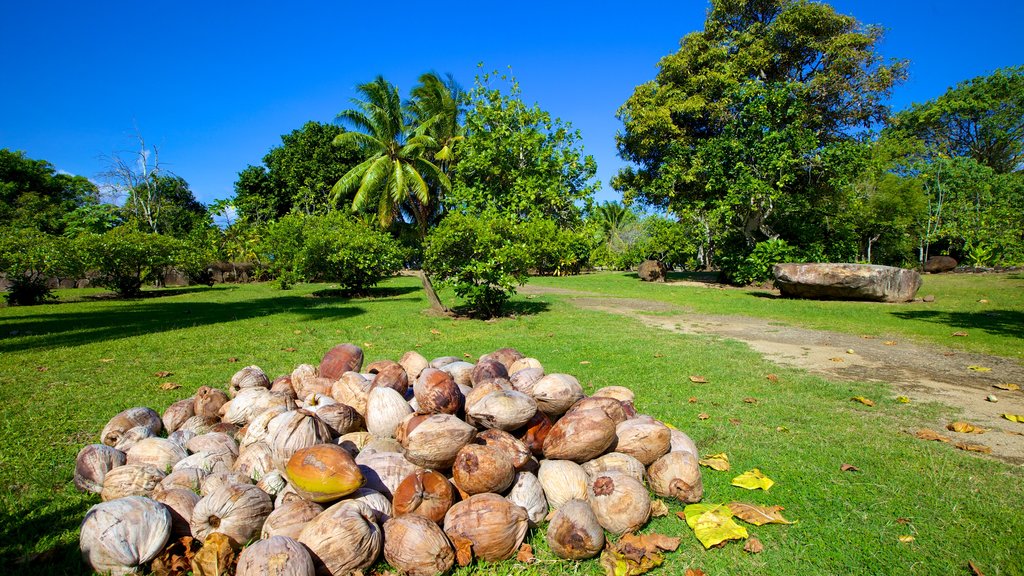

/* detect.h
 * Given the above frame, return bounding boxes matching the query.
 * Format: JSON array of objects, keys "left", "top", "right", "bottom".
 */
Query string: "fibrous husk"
[
  {"left": 229, "top": 365, "right": 270, "bottom": 398},
  {"left": 582, "top": 452, "right": 647, "bottom": 484},
  {"left": 453, "top": 444, "right": 515, "bottom": 496},
  {"left": 532, "top": 374, "right": 584, "bottom": 417},
  {"left": 669, "top": 428, "right": 699, "bottom": 458},
  {"left": 114, "top": 426, "right": 156, "bottom": 453},
  {"left": 127, "top": 437, "right": 188, "bottom": 471},
  {"left": 234, "top": 442, "right": 276, "bottom": 481},
  {"left": 262, "top": 499, "right": 324, "bottom": 540},
  {"left": 291, "top": 364, "right": 327, "bottom": 400},
  {"left": 566, "top": 396, "right": 628, "bottom": 424},
  {"left": 319, "top": 343, "right": 364, "bottom": 380},
  {"left": 509, "top": 367, "right": 544, "bottom": 396},
  {"left": 284, "top": 443, "right": 364, "bottom": 502},
  {"left": 470, "top": 359, "right": 509, "bottom": 386},
  {"left": 298, "top": 500, "right": 382, "bottom": 576},
  {"left": 194, "top": 387, "right": 230, "bottom": 420},
  {"left": 463, "top": 379, "right": 512, "bottom": 415},
  {"left": 345, "top": 487, "right": 393, "bottom": 524},
  {"left": 479, "top": 348, "right": 525, "bottom": 371},
  {"left": 275, "top": 483, "right": 303, "bottom": 509},
  {"left": 413, "top": 368, "right": 463, "bottom": 415},
  {"left": 101, "top": 463, "right": 166, "bottom": 501},
  {"left": 361, "top": 437, "right": 402, "bottom": 455},
  {"left": 178, "top": 415, "right": 220, "bottom": 436},
  {"left": 101, "top": 407, "right": 163, "bottom": 447},
  {"left": 396, "top": 413, "right": 476, "bottom": 469},
  {"left": 174, "top": 450, "right": 235, "bottom": 474},
  {"left": 224, "top": 388, "right": 290, "bottom": 426},
  {"left": 475, "top": 429, "right": 536, "bottom": 473},
  {"left": 467, "top": 390, "right": 537, "bottom": 431},
  {"left": 516, "top": 410, "right": 552, "bottom": 457},
  {"left": 330, "top": 372, "right": 371, "bottom": 418},
  {"left": 430, "top": 356, "right": 461, "bottom": 369},
  {"left": 542, "top": 408, "right": 617, "bottom": 462},
  {"left": 300, "top": 392, "right": 337, "bottom": 412},
  {"left": 509, "top": 357, "right": 543, "bottom": 375},
  {"left": 592, "top": 385, "right": 635, "bottom": 404},
  {"left": 167, "top": 429, "right": 197, "bottom": 451},
  {"left": 154, "top": 487, "right": 201, "bottom": 538},
  {"left": 438, "top": 361, "right": 475, "bottom": 387},
  {"left": 267, "top": 409, "right": 332, "bottom": 472},
  {"left": 74, "top": 444, "right": 126, "bottom": 494},
  {"left": 256, "top": 470, "right": 287, "bottom": 496},
  {"left": 614, "top": 418, "right": 671, "bottom": 466},
  {"left": 187, "top": 432, "right": 240, "bottom": 458},
  {"left": 236, "top": 535, "right": 315, "bottom": 576},
  {"left": 336, "top": 431, "right": 373, "bottom": 457},
  {"left": 163, "top": 398, "right": 196, "bottom": 434},
  {"left": 506, "top": 471, "right": 547, "bottom": 526},
  {"left": 399, "top": 351, "right": 429, "bottom": 381},
  {"left": 191, "top": 482, "right": 273, "bottom": 545},
  {"left": 588, "top": 470, "right": 651, "bottom": 534},
  {"left": 443, "top": 493, "right": 528, "bottom": 563},
  {"left": 80, "top": 495, "right": 171, "bottom": 576},
  {"left": 158, "top": 467, "right": 208, "bottom": 494},
  {"left": 240, "top": 406, "right": 289, "bottom": 448},
  {"left": 270, "top": 375, "right": 296, "bottom": 398},
  {"left": 356, "top": 451, "right": 422, "bottom": 500},
  {"left": 546, "top": 498, "right": 604, "bottom": 560},
  {"left": 537, "top": 459, "right": 588, "bottom": 511},
  {"left": 384, "top": 514, "right": 455, "bottom": 576},
  {"left": 311, "top": 402, "right": 363, "bottom": 437},
  {"left": 200, "top": 471, "right": 253, "bottom": 497},
  {"left": 366, "top": 360, "right": 409, "bottom": 396},
  {"left": 393, "top": 469, "right": 455, "bottom": 524},
  {"left": 365, "top": 386, "right": 413, "bottom": 438},
  {"left": 647, "top": 450, "right": 703, "bottom": 503}
]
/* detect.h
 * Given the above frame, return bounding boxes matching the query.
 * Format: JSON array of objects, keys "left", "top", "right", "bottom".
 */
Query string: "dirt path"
[{"left": 523, "top": 284, "right": 1024, "bottom": 464}]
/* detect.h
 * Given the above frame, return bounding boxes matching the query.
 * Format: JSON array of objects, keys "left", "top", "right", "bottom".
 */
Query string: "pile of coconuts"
[{"left": 75, "top": 344, "right": 703, "bottom": 576}]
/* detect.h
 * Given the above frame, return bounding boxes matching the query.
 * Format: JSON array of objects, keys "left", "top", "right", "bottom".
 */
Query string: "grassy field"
[
  {"left": 531, "top": 271, "right": 1024, "bottom": 359},
  {"left": 1, "top": 276, "right": 1022, "bottom": 575}
]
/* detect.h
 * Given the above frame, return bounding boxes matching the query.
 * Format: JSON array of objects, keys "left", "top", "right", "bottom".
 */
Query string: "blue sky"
[{"left": 2, "top": 1, "right": 1022, "bottom": 207}]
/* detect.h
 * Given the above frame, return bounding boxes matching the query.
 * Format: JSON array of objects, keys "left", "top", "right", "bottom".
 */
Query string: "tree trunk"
[{"left": 417, "top": 270, "right": 449, "bottom": 315}]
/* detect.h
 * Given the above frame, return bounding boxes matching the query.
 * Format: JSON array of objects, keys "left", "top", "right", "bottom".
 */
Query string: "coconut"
[
  {"left": 537, "top": 459, "right": 588, "bottom": 511},
  {"left": 234, "top": 442, "right": 276, "bottom": 481},
  {"left": 101, "top": 407, "right": 163, "bottom": 447},
  {"left": 331, "top": 372, "right": 372, "bottom": 417},
  {"left": 516, "top": 410, "right": 553, "bottom": 456},
  {"left": 345, "top": 487, "right": 393, "bottom": 523},
  {"left": 284, "top": 444, "right": 364, "bottom": 502},
  {"left": 532, "top": 374, "right": 584, "bottom": 417},
  {"left": 591, "top": 385, "right": 636, "bottom": 404},
  {"left": 127, "top": 437, "right": 188, "bottom": 471},
  {"left": 669, "top": 428, "right": 699, "bottom": 458},
  {"left": 191, "top": 482, "right": 273, "bottom": 545},
  {"left": 266, "top": 409, "right": 332, "bottom": 472},
  {"left": 298, "top": 500, "right": 382, "bottom": 576},
  {"left": 413, "top": 368, "right": 463, "bottom": 415},
  {"left": 438, "top": 361, "right": 475, "bottom": 387},
  {"left": 479, "top": 348, "right": 525, "bottom": 371},
  {"left": 262, "top": 499, "right": 324, "bottom": 540},
  {"left": 392, "top": 469, "right": 455, "bottom": 524},
  {"left": 356, "top": 451, "right": 422, "bottom": 500},
  {"left": 509, "top": 357, "right": 543, "bottom": 375},
  {"left": 366, "top": 360, "right": 409, "bottom": 396},
  {"left": 229, "top": 365, "right": 271, "bottom": 397},
  {"left": 509, "top": 367, "right": 545, "bottom": 396},
  {"left": 74, "top": 444, "right": 127, "bottom": 494},
  {"left": 162, "top": 398, "right": 196, "bottom": 434},
  {"left": 648, "top": 450, "right": 703, "bottom": 503},
  {"left": 396, "top": 413, "right": 476, "bottom": 469},
  {"left": 474, "top": 429, "right": 536, "bottom": 473},
  {"left": 506, "top": 471, "right": 547, "bottom": 526},
  {"left": 80, "top": 496, "right": 171, "bottom": 576},
  {"left": 452, "top": 444, "right": 515, "bottom": 496},
  {"left": 312, "top": 402, "right": 363, "bottom": 437},
  {"left": 588, "top": 470, "right": 651, "bottom": 534},
  {"left": 471, "top": 359, "right": 509, "bottom": 385},
  {"left": 467, "top": 390, "right": 537, "bottom": 431},
  {"left": 194, "top": 387, "right": 230, "bottom": 420},
  {"left": 565, "top": 396, "right": 628, "bottom": 424},
  {"left": 384, "top": 516, "right": 455, "bottom": 576},
  {"left": 101, "top": 464, "right": 165, "bottom": 501},
  {"left": 582, "top": 452, "right": 647, "bottom": 483},
  {"left": 443, "top": 493, "right": 528, "bottom": 563},
  {"left": 365, "top": 386, "right": 413, "bottom": 438},
  {"left": 399, "top": 350, "right": 430, "bottom": 381},
  {"left": 542, "top": 407, "right": 617, "bottom": 462},
  {"left": 236, "top": 536, "right": 315, "bottom": 576},
  {"left": 154, "top": 488, "right": 201, "bottom": 538},
  {"left": 157, "top": 467, "right": 208, "bottom": 495},
  {"left": 613, "top": 417, "right": 672, "bottom": 465},
  {"left": 546, "top": 499, "right": 604, "bottom": 560},
  {"left": 319, "top": 343, "right": 364, "bottom": 380}
]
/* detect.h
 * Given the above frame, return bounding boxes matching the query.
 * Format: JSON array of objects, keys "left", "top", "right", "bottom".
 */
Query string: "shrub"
[
  {"left": 519, "top": 219, "right": 594, "bottom": 276},
  {"left": 176, "top": 226, "right": 223, "bottom": 286},
  {"left": 78, "top": 228, "right": 181, "bottom": 296},
  {"left": 722, "top": 238, "right": 799, "bottom": 285},
  {"left": 297, "top": 213, "right": 404, "bottom": 293},
  {"left": 641, "top": 217, "right": 698, "bottom": 270},
  {"left": 260, "top": 213, "right": 307, "bottom": 279},
  {"left": 424, "top": 213, "right": 530, "bottom": 318},
  {"left": 0, "top": 227, "right": 79, "bottom": 305}
]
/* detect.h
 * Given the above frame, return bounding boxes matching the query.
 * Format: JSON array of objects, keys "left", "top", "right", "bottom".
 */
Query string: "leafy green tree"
[
  {"left": 0, "top": 227, "right": 82, "bottom": 305},
  {"left": 450, "top": 69, "right": 598, "bottom": 225},
  {"left": 893, "top": 66, "right": 1024, "bottom": 174},
  {"left": 615, "top": 0, "right": 906, "bottom": 272},
  {"left": 77, "top": 228, "right": 181, "bottom": 296},
  {"left": 1, "top": 149, "right": 100, "bottom": 234},
  {"left": 121, "top": 175, "right": 208, "bottom": 237}
]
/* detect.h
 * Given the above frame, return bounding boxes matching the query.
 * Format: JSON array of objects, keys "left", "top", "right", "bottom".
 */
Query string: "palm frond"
[
  {"left": 330, "top": 157, "right": 376, "bottom": 206},
  {"left": 402, "top": 162, "right": 430, "bottom": 205},
  {"left": 352, "top": 156, "right": 392, "bottom": 212},
  {"left": 334, "top": 130, "right": 385, "bottom": 152}
]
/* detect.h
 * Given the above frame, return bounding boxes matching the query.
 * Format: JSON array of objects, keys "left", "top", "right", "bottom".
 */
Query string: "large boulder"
[
  {"left": 923, "top": 255, "right": 957, "bottom": 274},
  {"left": 638, "top": 260, "right": 667, "bottom": 282},
  {"left": 773, "top": 263, "right": 921, "bottom": 303}
]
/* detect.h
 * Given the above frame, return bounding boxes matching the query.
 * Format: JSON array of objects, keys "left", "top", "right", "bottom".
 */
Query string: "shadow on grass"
[
  {"left": 666, "top": 271, "right": 723, "bottom": 283},
  {"left": 0, "top": 294, "right": 367, "bottom": 354},
  {"left": 82, "top": 285, "right": 233, "bottom": 301},
  {"left": 747, "top": 291, "right": 782, "bottom": 299},
  {"left": 310, "top": 285, "right": 421, "bottom": 299},
  {"left": 890, "top": 309, "right": 1024, "bottom": 340},
  {"left": 448, "top": 299, "right": 551, "bottom": 319},
  {"left": 0, "top": 499, "right": 90, "bottom": 575}
]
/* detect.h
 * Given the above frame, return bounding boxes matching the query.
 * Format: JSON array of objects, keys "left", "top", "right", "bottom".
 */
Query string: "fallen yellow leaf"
[
  {"left": 159, "top": 382, "right": 181, "bottom": 390},
  {"left": 650, "top": 500, "right": 669, "bottom": 517},
  {"left": 898, "top": 535, "right": 915, "bottom": 543},
  {"left": 743, "top": 397, "right": 758, "bottom": 404},
  {"left": 954, "top": 442, "right": 992, "bottom": 454},
  {"left": 697, "top": 413, "right": 710, "bottom": 421},
  {"left": 580, "top": 361, "right": 591, "bottom": 365},
  {"left": 851, "top": 396, "right": 875, "bottom": 407},
  {"left": 830, "top": 357, "right": 845, "bottom": 362},
  {"left": 946, "top": 421, "right": 985, "bottom": 434},
  {"left": 915, "top": 429, "right": 951, "bottom": 442},
  {"left": 727, "top": 502, "right": 795, "bottom": 526},
  {"left": 968, "top": 365, "right": 992, "bottom": 372},
  {"left": 731, "top": 469, "right": 775, "bottom": 491},
  {"left": 993, "top": 383, "right": 1020, "bottom": 391},
  {"left": 883, "top": 340, "right": 897, "bottom": 346},
  {"left": 680, "top": 504, "right": 748, "bottom": 548},
  {"left": 951, "top": 331, "right": 968, "bottom": 337},
  {"left": 896, "top": 396, "right": 910, "bottom": 403},
  {"left": 1003, "top": 414, "right": 1024, "bottom": 423},
  {"left": 698, "top": 453, "right": 730, "bottom": 471},
  {"left": 680, "top": 504, "right": 725, "bottom": 529},
  {"left": 689, "top": 375, "right": 708, "bottom": 383},
  {"left": 765, "top": 374, "right": 779, "bottom": 382}
]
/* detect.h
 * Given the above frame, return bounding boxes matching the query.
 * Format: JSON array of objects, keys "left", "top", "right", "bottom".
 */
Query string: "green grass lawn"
[
  {"left": 531, "top": 271, "right": 1024, "bottom": 360},
  {"left": 1, "top": 276, "right": 1021, "bottom": 575}
]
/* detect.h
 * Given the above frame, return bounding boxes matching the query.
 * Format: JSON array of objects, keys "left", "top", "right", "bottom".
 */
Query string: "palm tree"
[
  {"left": 592, "top": 201, "right": 638, "bottom": 240},
  {"left": 332, "top": 76, "right": 452, "bottom": 312}
]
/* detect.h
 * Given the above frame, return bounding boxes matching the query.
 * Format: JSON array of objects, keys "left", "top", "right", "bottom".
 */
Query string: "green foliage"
[
  {"left": 450, "top": 69, "right": 598, "bottom": 225},
  {"left": 77, "top": 228, "right": 181, "bottom": 296},
  {"left": 615, "top": 0, "right": 905, "bottom": 271},
  {"left": 0, "top": 228, "right": 74, "bottom": 305},
  {"left": 122, "top": 175, "right": 208, "bottom": 237},
  {"left": 518, "top": 218, "right": 595, "bottom": 276},
  {"left": 176, "top": 226, "right": 223, "bottom": 286},
  {"left": 234, "top": 122, "right": 364, "bottom": 222},
  {"left": 721, "top": 238, "right": 799, "bottom": 285},
  {"left": 642, "top": 216, "right": 699, "bottom": 270},
  {"left": 424, "top": 213, "right": 530, "bottom": 317},
  {"left": 261, "top": 213, "right": 308, "bottom": 279},
  {"left": 0, "top": 149, "right": 100, "bottom": 234}
]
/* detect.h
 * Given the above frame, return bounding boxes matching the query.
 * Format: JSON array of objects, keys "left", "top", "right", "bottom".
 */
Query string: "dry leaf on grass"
[
  {"left": 449, "top": 533, "right": 473, "bottom": 567},
  {"left": 896, "top": 517, "right": 911, "bottom": 525},
  {"left": 729, "top": 418, "right": 742, "bottom": 425},
  {"left": 915, "top": 429, "right": 951, "bottom": 442},
  {"left": 743, "top": 397, "right": 758, "bottom": 404},
  {"left": 829, "top": 357, "right": 845, "bottom": 363},
  {"left": 766, "top": 374, "right": 779, "bottom": 382},
  {"left": 743, "top": 537, "right": 764, "bottom": 554},
  {"left": 776, "top": 426, "right": 790, "bottom": 432},
  {"left": 191, "top": 533, "right": 236, "bottom": 576},
  {"left": 952, "top": 331, "right": 969, "bottom": 337},
  {"left": 969, "top": 560, "right": 985, "bottom": 576},
  {"left": 150, "top": 536, "right": 199, "bottom": 576},
  {"left": 978, "top": 299, "right": 989, "bottom": 303},
  {"left": 154, "top": 371, "right": 173, "bottom": 377},
  {"left": 851, "top": 396, "right": 875, "bottom": 406},
  {"left": 680, "top": 504, "right": 748, "bottom": 548},
  {"left": 282, "top": 347, "right": 297, "bottom": 352},
  {"left": 698, "top": 453, "right": 730, "bottom": 471},
  {"left": 429, "top": 329, "right": 441, "bottom": 335},
  {"left": 898, "top": 535, "right": 915, "bottom": 543},
  {"left": 840, "top": 463, "right": 860, "bottom": 472},
  {"left": 688, "top": 397, "right": 698, "bottom": 403},
  {"left": 946, "top": 421, "right": 986, "bottom": 434},
  {"left": 883, "top": 340, "right": 897, "bottom": 346},
  {"left": 227, "top": 357, "right": 238, "bottom": 363},
  {"left": 160, "top": 382, "right": 181, "bottom": 390},
  {"left": 954, "top": 442, "right": 992, "bottom": 454},
  {"left": 698, "top": 413, "right": 710, "bottom": 420},
  {"left": 727, "top": 502, "right": 794, "bottom": 525},
  {"left": 580, "top": 361, "right": 591, "bottom": 365},
  {"left": 654, "top": 353, "right": 664, "bottom": 358},
  {"left": 99, "top": 358, "right": 114, "bottom": 363},
  {"left": 993, "top": 383, "right": 1020, "bottom": 391},
  {"left": 685, "top": 570, "right": 707, "bottom": 576},
  {"left": 516, "top": 543, "right": 536, "bottom": 564},
  {"left": 968, "top": 365, "right": 992, "bottom": 372},
  {"left": 731, "top": 469, "right": 774, "bottom": 491},
  {"left": 36, "top": 366, "right": 49, "bottom": 372},
  {"left": 689, "top": 375, "right": 708, "bottom": 383},
  {"left": 600, "top": 532, "right": 680, "bottom": 576},
  {"left": 650, "top": 500, "right": 669, "bottom": 517},
  {"left": 1003, "top": 414, "right": 1024, "bottom": 423}
]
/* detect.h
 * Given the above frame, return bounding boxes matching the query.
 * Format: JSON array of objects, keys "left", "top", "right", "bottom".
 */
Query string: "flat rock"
[
  {"left": 773, "top": 263, "right": 922, "bottom": 303},
  {"left": 924, "top": 255, "right": 957, "bottom": 273}
]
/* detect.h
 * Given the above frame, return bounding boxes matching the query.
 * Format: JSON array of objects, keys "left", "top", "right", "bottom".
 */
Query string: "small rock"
[
  {"left": 922, "top": 295, "right": 935, "bottom": 303},
  {"left": 986, "top": 395, "right": 998, "bottom": 403}
]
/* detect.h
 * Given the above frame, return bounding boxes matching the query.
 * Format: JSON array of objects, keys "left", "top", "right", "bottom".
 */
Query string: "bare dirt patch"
[{"left": 523, "top": 285, "right": 1024, "bottom": 464}]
